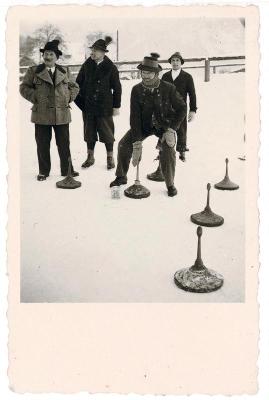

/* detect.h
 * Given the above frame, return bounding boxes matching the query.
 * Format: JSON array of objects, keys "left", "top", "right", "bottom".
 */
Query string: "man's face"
[
  {"left": 43, "top": 50, "right": 57, "bottom": 67},
  {"left": 91, "top": 47, "right": 105, "bottom": 62},
  {"left": 141, "top": 70, "right": 156, "bottom": 82},
  {"left": 171, "top": 57, "right": 182, "bottom": 70}
]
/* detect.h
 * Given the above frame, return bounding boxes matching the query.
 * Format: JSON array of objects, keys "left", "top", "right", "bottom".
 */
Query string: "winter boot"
[
  {"left": 110, "top": 176, "right": 127, "bottom": 187},
  {"left": 81, "top": 150, "right": 95, "bottom": 168},
  {"left": 37, "top": 174, "right": 48, "bottom": 181},
  {"left": 147, "top": 162, "right": 165, "bottom": 182},
  {"left": 107, "top": 151, "right": 115, "bottom": 170},
  {"left": 179, "top": 151, "right": 186, "bottom": 162},
  {"left": 167, "top": 185, "right": 178, "bottom": 197}
]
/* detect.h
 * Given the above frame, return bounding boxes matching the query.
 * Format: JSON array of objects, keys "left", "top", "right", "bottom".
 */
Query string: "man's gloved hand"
[
  {"left": 161, "top": 128, "right": 176, "bottom": 147},
  {"left": 132, "top": 141, "right": 143, "bottom": 167}
]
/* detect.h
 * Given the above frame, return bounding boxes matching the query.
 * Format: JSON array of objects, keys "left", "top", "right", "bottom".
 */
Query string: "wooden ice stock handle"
[{"left": 136, "top": 161, "right": 140, "bottom": 182}]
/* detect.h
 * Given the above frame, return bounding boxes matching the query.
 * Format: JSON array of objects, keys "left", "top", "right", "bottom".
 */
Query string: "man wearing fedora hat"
[
  {"left": 20, "top": 39, "right": 80, "bottom": 181},
  {"left": 163, "top": 52, "right": 197, "bottom": 161},
  {"left": 75, "top": 36, "right": 122, "bottom": 170},
  {"left": 110, "top": 53, "right": 186, "bottom": 197}
]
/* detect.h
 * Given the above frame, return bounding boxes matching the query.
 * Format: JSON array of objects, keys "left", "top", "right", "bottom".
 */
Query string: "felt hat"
[
  {"left": 168, "top": 51, "right": 184, "bottom": 65},
  {"left": 90, "top": 36, "right": 112, "bottom": 52},
  {"left": 40, "top": 40, "right": 62, "bottom": 58},
  {"left": 137, "top": 53, "right": 162, "bottom": 72}
]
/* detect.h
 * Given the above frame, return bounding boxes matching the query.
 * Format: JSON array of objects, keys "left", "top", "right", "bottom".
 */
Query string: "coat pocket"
[{"left": 33, "top": 77, "right": 42, "bottom": 85}]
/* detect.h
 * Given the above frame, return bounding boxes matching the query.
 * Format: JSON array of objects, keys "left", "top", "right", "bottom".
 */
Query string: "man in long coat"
[
  {"left": 110, "top": 53, "right": 187, "bottom": 197},
  {"left": 162, "top": 51, "right": 197, "bottom": 161},
  {"left": 20, "top": 40, "right": 79, "bottom": 181},
  {"left": 75, "top": 36, "right": 122, "bottom": 170}
]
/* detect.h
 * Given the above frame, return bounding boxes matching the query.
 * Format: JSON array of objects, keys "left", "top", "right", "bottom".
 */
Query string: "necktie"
[{"left": 48, "top": 68, "right": 54, "bottom": 81}]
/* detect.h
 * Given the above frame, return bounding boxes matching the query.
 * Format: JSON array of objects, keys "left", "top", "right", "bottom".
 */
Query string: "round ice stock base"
[
  {"left": 56, "top": 176, "right": 81, "bottom": 189},
  {"left": 174, "top": 226, "right": 224, "bottom": 293},
  {"left": 214, "top": 158, "right": 239, "bottom": 191},
  {"left": 124, "top": 162, "right": 151, "bottom": 199},
  {"left": 56, "top": 157, "right": 81, "bottom": 189},
  {"left": 174, "top": 267, "right": 224, "bottom": 293},
  {"left": 124, "top": 180, "right": 150, "bottom": 199},
  {"left": 190, "top": 183, "right": 224, "bottom": 227},
  {"left": 191, "top": 209, "right": 224, "bottom": 227}
]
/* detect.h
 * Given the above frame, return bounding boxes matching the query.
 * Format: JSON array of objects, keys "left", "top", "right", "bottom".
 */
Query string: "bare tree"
[
  {"left": 19, "top": 35, "right": 37, "bottom": 66},
  {"left": 86, "top": 31, "right": 105, "bottom": 47},
  {"left": 33, "top": 23, "right": 68, "bottom": 61}
]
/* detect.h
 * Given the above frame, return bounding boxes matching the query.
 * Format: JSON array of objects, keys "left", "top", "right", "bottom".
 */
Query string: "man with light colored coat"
[{"left": 20, "top": 40, "right": 79, "bottom": 181}]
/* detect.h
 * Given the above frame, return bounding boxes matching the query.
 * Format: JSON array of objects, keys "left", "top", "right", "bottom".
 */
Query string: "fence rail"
[{"left": 20, "top": 55, "right": 245, "bottom": 82}]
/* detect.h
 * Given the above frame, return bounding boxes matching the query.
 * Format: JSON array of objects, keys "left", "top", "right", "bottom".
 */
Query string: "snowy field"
[{"left": 20, "top": 72, "right": 245, "bottom": 302}]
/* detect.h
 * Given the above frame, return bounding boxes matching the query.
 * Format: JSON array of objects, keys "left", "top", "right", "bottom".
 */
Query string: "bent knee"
[{"left": 161, "top": 142, "right": 176, "bottom": 153}]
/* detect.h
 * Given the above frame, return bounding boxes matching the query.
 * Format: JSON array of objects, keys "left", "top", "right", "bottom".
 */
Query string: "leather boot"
[
  {"left": 107, "top": 151, "right": 115, "bottom": 170},
  {"left": 167, "top": 185, "right": 178, "bottom": 197},
  {"left": 179, "top": 151, "right": 186, "bottom": 162},
  {"left": 110, "top": 176, "right": 127, "bottom": 187},
  {"left": 147, "top": 162, "right": 165, "bottom": 182},
  {"left": 81, "top": 150, "right": 95, "bottom": 168}
]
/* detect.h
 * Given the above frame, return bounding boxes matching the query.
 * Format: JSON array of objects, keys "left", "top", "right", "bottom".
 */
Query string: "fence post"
[{"left": 204, "top": 58, "right": 210, "bottom": 82}]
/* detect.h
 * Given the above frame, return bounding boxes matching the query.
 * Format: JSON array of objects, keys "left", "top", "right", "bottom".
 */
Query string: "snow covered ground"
[{"left": 20, "top": 72, "right": 245, "bottom": 302}]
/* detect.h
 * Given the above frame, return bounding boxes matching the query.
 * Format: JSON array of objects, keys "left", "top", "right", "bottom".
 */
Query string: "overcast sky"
[{"left": 21, "top": 17, "right": 245, "bottom": 63}]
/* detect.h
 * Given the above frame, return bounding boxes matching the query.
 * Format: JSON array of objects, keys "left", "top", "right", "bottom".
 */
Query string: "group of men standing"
[{"left": 20, "top": 36, "right": 197, "bottom": 197}]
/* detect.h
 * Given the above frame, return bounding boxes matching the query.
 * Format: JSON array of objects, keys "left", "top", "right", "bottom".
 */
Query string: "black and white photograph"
[
  {"left": 18, "top": 12, "right": 248, "bottom": 303},
  {"left": 6, "top": 3, "right": 261, "bottom": 395}
]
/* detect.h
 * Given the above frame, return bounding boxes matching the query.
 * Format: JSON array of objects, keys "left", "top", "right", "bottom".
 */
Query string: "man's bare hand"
[
  {"left": 188, "top": 111, "right": 196, "bottom": 122},
  {"left": 113, "top": 108, "right": 120, "bottom": 116}
]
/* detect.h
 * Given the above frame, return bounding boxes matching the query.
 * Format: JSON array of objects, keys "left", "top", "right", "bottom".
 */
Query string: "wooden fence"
[{"left": 20, "top": 55, "right": 245, "bottom": 82}]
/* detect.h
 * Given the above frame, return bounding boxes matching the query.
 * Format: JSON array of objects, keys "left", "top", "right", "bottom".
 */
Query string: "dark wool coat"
[
  {"left": 161, "top": 69, "right": 197, "bottom": 112},
  {"left": 75, "top": 56, "right": 122, "bottom": 116},
  {"left": 129, "top": 80, "right": 187, "bottom": 142},
  {"left": 20, "top": 64, "right": 79, "bottom": 125}
]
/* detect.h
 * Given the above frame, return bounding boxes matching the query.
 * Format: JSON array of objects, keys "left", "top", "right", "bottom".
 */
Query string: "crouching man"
[
  {"left": 20, "top": 40, "right": 79, "bottom": 181},
  {"left": 110, "top": 53, "right": 187, "bottom": 197}
]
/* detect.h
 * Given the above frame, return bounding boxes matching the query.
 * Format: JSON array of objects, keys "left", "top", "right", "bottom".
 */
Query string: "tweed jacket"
[{"left": 20, "top": 63, "right": 79, "bottom": 125}]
